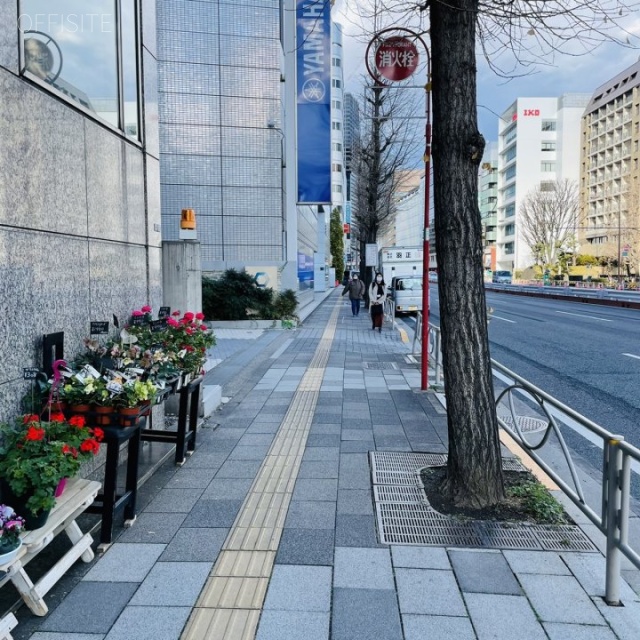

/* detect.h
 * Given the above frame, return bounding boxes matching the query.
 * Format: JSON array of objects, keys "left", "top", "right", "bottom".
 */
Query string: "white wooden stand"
[
  {"left": 0, "top": 478, "right": 100, "bottom": 621},
  {"left": 0, "top": 613, "right": 17, "bottom": 640}
]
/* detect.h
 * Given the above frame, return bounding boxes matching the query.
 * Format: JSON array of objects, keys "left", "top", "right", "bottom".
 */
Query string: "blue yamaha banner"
[{"left": 296, "top": 0, "right": 331, "bottom": 204}]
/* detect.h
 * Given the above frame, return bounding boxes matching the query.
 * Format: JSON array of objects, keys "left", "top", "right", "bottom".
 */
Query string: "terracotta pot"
[
  {"left": 119, "top": 406, "right": 141, "bottom": 427},
  {"left": 69, "top": 404, "right": 91, "bottom": 416},
  {"left": 94, "top": 405, "right": 116, "bottom": 426},
  {"left": 140, "top": 400, "right": 152, "bottom": 417}
]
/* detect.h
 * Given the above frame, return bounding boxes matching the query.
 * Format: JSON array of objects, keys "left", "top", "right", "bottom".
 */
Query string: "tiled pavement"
[{"left": 7, "top": 289, "right": 640, "bottom": 639}]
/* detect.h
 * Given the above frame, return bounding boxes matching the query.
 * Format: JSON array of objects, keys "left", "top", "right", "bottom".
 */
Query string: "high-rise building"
[
  {"left": 343, "top": 92, "right": 360, "bottom": 270},
  {"left": 496, "top": 94, "right": 590, "bottom": 273},
  {"left": 479, "top": 142, "right": 499, "bottom": 275},
  {"left": 579, "top": 60, "right": 640, "bottom": 272}
]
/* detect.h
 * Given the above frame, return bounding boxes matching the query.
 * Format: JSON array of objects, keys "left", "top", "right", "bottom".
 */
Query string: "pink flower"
[
  {"left": 172, "top": 310, "right": 181, "bottom": 317},
  {"left": 131, "top": 310, "right": 144, "bottom": 317},
  {"left": 195, "top": 312, "right": 205, "bottom": 321},
  {"left": 167, "top": 317, "right": 180, "bottom": 328},
  {"left": 183, "top": 312, "right": 195, "bottom": 322},
  {"left": 141, "top": 305, "right": 152, "bottom": 313}
]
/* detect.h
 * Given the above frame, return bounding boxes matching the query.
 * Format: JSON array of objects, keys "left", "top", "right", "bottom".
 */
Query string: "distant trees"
[
  {"left": 520, "top": 179, "right": 579, "bottom": 274},
  {"left": 329, "top": 207, "right": 345, "bottom": 281}
]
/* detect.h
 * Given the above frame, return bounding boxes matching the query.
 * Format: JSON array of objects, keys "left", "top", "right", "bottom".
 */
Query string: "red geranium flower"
[
  {"left": 183, "top": 312, "right": 195, "bottom": 322},
  {"left": 50, "top": 412, "right": 66, "bottom": 423},
  {"left": 22, "top": 414, "right": 40, "bottom": 425},
  {"left": 199, "top": 325, "right": 208, "bottom": 331},
  {"left": 69, "top": 415, "right": 86, "bottom": 428},
  {"left": 25, "top": 426, "right": 45, "bottom": 441},
  {"left": 80, "top": 439, "right": 100, "bottom": 455},
  {"left": 92, "top": 427, "right": 105, "bottom": 441},
  {"left": 172, "top": 310, "right": 181, "bottom": 317},
  {"left": 195, "top": 312, "right": 205, "bottom": 321},
  {"left": 131, "top": 310, "right": 144, "bottom": 317},
  {"left": 141, "top": 305, "right": 152, "bottom": 313},
  {"left": 62, "top": 444, "right": 78, "bottom": 458}
]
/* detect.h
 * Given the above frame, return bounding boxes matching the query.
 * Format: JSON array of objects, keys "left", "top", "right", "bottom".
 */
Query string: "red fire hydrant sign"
[{"left": 374, "top": 36, "right": 419, "bottom": 81}]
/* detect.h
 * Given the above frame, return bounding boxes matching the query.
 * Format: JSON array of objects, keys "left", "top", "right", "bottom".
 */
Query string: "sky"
[{"left": 333, "top": 0, "right": 640, "bottom": 148}]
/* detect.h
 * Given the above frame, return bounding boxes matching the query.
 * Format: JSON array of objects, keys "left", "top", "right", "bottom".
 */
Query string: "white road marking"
[
  {"left": 556, "top": 311, "right": 612, "bottom": 322},
  {"left": 623, "top": 353, "right": 640, "bottom": 361},
  {"left": 491, "top": 315, "right": 516, "bottom": 324}
]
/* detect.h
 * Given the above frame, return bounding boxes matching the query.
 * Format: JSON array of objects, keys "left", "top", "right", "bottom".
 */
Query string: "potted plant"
[
  {"left": 114, "top": 379, "right": 157, "bottom": 426},
  {"left": 0, "top": 505, "right": 25, "bottom": 565},
  {"left": 0, "top": 413, "right": 103, "bottom": 529},
  {"left": 60, "top": 375, "right": 100, "bottom": 414}
]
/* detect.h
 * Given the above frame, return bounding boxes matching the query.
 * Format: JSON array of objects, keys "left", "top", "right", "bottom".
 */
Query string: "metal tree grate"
[
  {"left": 374, "top": 484, "right": 427, "bottom": 504},
  {"left": 370, "top": 451, "right": 597, "bottom": 552},
  {"left": 363, "top": 362, "right": 398, "bottom": 370}
]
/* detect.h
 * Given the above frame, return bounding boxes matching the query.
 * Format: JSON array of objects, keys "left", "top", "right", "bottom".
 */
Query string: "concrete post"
[{"left": 162, "top": 240, "right": 202, "bottom": 314}]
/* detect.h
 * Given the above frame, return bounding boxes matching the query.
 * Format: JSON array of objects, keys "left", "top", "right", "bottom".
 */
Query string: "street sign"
[
  {"left": 365, "top": 243, "right": 378, "bottom": 267},
  {"left": 374, "top": 36, "right": 419, "bottom": 81}
]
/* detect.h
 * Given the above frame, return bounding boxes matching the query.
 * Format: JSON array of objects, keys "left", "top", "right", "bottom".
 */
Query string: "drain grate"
[
  {"left": 363, "top": 362, "right": 398, "bottom": 370},
  {"left": 371, "top": 451, "right": 597, "bottom": 552},
  {"left": 374, "top": 485, "right": 426, "bottom": 504},
  {"left": 499, "top": 414, "right": 548, "bottom": 434}
]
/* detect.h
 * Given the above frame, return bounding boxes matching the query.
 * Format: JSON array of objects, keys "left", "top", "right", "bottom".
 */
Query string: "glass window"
[
  {"left": 504, "top": 223, "right": 515, "bottom": 235},
  {"left": 541, "top": 141, "right": 556, "bottom": 151},
  {"left": 19, "top": 1, "right": 140, "bottom": 140},
  {"left": 332, "top": 121, "right": 341, "bottom": 131},
  {"left": 505, "top": 203, "right": 515, "bottom": 217},
  {"left": 504, "top": 184, "right": 515, "bottom": 199},
  {"left": 332, "top": 57, "right": 341, "bottom": 67},
  {"left": 332, "top": 78, "right": 341, "bottom": 89},
  {"left": 541, "top": 161, "right": 556, "bottom": 172},
  {"left": 332, "top": 142, "right": 342, "bottom": 152},
  {"left": 332, "top": 163, "right": 342, "bottom": 172},
  {"left": 332, "top": 99, "right": 342, "bottom": 110},
  {"left": 541, "top": 120, "right": 557, "bottom": 131},
  {"left": 503, "top": 145, "right": 516, "bottom": 162},
  {"left": 504, "top": 164, "right": 516, "bottom": 181}
]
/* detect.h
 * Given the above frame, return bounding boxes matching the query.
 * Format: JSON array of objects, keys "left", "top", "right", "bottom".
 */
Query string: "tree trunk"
[{"left": 430, "top": 0, "right": 505, "bottom": 507}]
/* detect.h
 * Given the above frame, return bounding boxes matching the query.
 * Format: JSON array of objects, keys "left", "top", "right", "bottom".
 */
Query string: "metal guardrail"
[
  {"left": 424, "top": 324, "right": 640, "bottom": 605},
  {"left": 486, "top": 282, "right": 640, "bottom": 305},
  {"left": 412, "top": 314, "right": 442, "bottom": 386}
]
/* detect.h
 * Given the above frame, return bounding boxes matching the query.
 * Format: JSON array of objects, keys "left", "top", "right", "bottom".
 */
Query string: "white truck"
[{"left": 378, "top": 246, "right": 424, "bottom": 315}]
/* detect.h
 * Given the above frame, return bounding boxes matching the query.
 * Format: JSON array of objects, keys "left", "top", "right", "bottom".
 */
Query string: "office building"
[
  {"left": 0, "top": 2, "right": 160, "bottom": 416},
  {"left": 580, "top": 60, "right": 640, "bottom": 273},
  {"left": 480, "top": 141, "right": 499, "bottom": 274},
  {"left": 496, "top": 94, "right": 590, "bottom": 273}
]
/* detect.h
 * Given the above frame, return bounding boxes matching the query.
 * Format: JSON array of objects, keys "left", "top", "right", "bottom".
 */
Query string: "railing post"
[{"left": 605, "top": 437, "right": 624, "bottom": 605}]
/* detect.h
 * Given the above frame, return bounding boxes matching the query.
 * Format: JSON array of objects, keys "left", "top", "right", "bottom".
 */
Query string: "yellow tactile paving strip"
[{"left": 182, "top": 301, "right": 341, "bottom": 640}]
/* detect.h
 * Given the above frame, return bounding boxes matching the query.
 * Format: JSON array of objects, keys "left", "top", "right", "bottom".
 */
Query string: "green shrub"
[{"left": 202, "top": 271, "right": 297, "bottom": 321}]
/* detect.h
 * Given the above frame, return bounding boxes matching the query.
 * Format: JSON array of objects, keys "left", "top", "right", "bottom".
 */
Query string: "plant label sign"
[
  {"left": 158, "top": 306, "right": 171, "bottom": 319},
  {"left": 23, "top": 367, "right": 40, "bottom": 380},
  {"left": 130, "top": 315, "right": 146, "bottom": 327},
  {"left": 150, "top": 319, "right": 167, "bottom": 332},
  {"left": 90, "top": 321, "right": 109, "bottom": 335}
]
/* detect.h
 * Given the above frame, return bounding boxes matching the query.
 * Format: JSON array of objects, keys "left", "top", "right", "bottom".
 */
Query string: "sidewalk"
[{"left": 8, "top": 289, "right": 640, "bottom": 639}]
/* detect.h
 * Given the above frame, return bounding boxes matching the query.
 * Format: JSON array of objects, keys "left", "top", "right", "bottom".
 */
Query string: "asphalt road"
[{"left": 400, "top": 291, "right": 640, "bottom": 490}]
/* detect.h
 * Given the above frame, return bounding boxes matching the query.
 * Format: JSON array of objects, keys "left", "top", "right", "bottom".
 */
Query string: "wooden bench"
[
  {"left": 0, "top": 478, "right": 100, "bottom": 617},
  {"left": 0, "top": 613, "right": 17, "bottom": 640}
]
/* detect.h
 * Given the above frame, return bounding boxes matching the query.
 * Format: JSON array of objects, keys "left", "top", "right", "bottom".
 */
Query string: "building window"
[
  {"left": 540, "top": 181, "right": 556, "bottom": 192},
  {"left": 332, "top": 57, "right": 341, "bottom": 67},
  {"left": 504, "top": 242, "right": 514, "bottom": 254},
  {"left": 333, "top": 184, "right": 343, "bottom": 193},
  {"left": 332, "top": 142, "right": 342, "bottom": 152},
  {"left": 541, "top": 161, "right": 556, "bottom": 172},
  {"left": 504, "top": 145, "right": 516, "bottom": 162},
  {"left": 19, "top": 0, "right": 140, "bottom": 141},
  {"left": 504, "top": 165, "right": 516, "bottom": 181},
  {"left": 332, "top": 121, "right": 341, "bottom": 131},
  {"left": 505, "top": 203, "right": 515, "bottom": 217},
  {"left": 332, "top": 99, "right": 342, "bottom": 110},
  {"left": 332, "top": 163, "right": 342, "bottom": 172},
  {"left": 332, "top": 78, "right": 342, "bottom": 89},
  {"left": 504, "top": 184, "right": 516, "bottom": 200},
  {"left": 541, "top": 120, "right": 557, "bottom": 131},
  {"left": 541, "top": 142, "right": 556, "bottom": 151},
  {"left": 504, "top": 223, "right": 515, "bottom": 236}
]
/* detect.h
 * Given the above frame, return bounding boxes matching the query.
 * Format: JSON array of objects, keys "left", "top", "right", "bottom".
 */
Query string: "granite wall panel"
[
  {"left": 85, "top": 121, "right": 146, "bottom": 244},
  {"left": 0, "top": 5, "right": 18, "bottom": 73},
  {"left": 0, "top": 72, "right": 88, "bottom": 235},
  {"left": 148, "top": 246, "right": 163, "bottom": 311},
  {"left": 146, "top": 155, "right": 162, "bottom": 248}
]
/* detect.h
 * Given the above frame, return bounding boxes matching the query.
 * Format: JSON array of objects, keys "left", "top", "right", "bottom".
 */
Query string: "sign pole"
[{"left": 365, "top": 29, "right": 431, "bottom": 390}]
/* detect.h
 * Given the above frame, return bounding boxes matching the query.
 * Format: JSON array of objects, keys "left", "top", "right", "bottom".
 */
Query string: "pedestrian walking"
[
  {"left": 342, "top": 273, "right": 366, "bottom": 316},
  {"left": 369, "top": 272, "right": 386, "bottom": 332}
]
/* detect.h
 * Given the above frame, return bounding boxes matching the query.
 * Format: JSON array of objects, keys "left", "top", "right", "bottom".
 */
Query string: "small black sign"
[
  {"left": 113, "top": 314, "right": 120, "bottom": 328},
  {"left": 150, "top": 319, "right": 167, "bottom": 332},
  {"left": 90, "top": 321, "right": 109, "bottom": 335},
  {"left": 130, "top": 314, "right": 146, "bottom": 326},
  {"left": 158, "top": 306, "right": 171, "bottom": 319},
  {"left": 23, "top": 367, "right": 40, "bottom": 380}
]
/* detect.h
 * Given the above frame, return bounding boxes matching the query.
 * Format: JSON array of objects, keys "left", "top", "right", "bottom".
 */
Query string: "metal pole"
[
  {"left": 421, "top": 86, "right": 432, "bottom": 391},
  {"left": 605, "top": 437, "right": 623, "bottom": 605}
]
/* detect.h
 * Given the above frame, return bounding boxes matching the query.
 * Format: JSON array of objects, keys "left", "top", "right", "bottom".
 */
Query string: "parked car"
[{"left": 492, "top": 270, "right": 513, "bottom": 284}]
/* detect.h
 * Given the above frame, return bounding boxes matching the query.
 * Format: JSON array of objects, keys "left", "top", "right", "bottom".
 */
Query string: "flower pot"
[
  {"left": 140, "top": 400, "right": 152, "bottom": 417},
  {"left": 0, "top": 539, "right": 22, "bottom": 566},
  {"left": 69, "top": 404, "right": 91, "bottom": 416},
  {"left": 94, "top": 405, "right": 116, "bottom": 426},
  {"left": 119, "top": 406, "right": 141, "bottom": 427},
  {"left": 54, "top": 477, "right": 68, "bottom": 498},
  {"left": 0, "top": 482, "right": 51, "bottom": 531}
]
